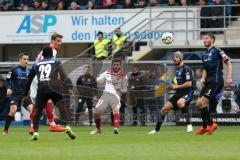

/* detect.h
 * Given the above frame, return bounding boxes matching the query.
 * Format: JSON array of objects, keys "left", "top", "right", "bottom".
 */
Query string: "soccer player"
[
  {"left": 29, "top": 33, "right": 65, "bottom": 134},
  {"left": 90, "top": 58, "right": 128, "bottom": 134},
  {"left": 23, "top": 47, "right": 76, "bottom": 140},
  {"left": 195, "top": 32, "right": 232, "bottom": 135},
  {"left": 148, "top": 51, "right": 194, "bottom": 134},
  {"left": 2, "top": 53, "right": 34, "bottom": 135}
]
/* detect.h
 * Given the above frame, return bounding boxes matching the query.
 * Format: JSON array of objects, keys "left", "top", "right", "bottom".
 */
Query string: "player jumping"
[
  {"left": 23, "top": 47, "right": 76, "bottom": 140},
  {"left": 195, "top": 32, "right": 232, "bottom": 135},
  {"left": 148, "top": 51, "right": 194, "bottom": 134},
  {"left": 90, "top": 58, "right": 128, "bottom": 135}
]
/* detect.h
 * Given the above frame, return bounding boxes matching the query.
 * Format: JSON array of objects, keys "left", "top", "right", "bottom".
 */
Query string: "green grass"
[{"left": 0, "top": 125, "right": 240, "bottom": 160}]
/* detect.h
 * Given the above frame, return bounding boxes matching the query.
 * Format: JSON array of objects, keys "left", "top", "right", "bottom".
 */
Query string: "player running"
[
  {"left": 148, "top": 51, "right": 194, "bottom": 134},
  {"left": 29, "top": 33, "right": 66, "bottom": 134},
  {"left": 90, "top": 58, "right": 128, "bottom": 135},
  {"left": 195, "top": 33, "right": 232, "bottom": 135},
  {"left": 23, "top": 47, "right": 76, "bottom": 141},
  {"left": 2, "top": 53, "right": 34, "bottom": 135}
]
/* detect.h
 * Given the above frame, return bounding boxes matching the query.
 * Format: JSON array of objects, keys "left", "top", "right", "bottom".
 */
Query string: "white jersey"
[
  {"left": 30, "top": 44, "right": 57, "bottom": 99},
  {"left": 97, "top": 70, "right": 128, "bottom": 97}
]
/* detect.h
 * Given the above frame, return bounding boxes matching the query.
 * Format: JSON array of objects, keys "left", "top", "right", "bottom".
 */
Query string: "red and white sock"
[
  {"left": 45, "top": 101, "right": 56, "bottom": 126},
  {"left": 113, "top": 113, "right": 120, "bottom": 129},
  {"left": 95, "top": 118, "right": 101, "bottom": 130}
]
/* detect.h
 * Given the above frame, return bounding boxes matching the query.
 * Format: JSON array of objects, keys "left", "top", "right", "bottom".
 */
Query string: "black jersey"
[
  {"left": 202, "top": 47, "right": 230, "bottom": 83},
  {"left": 24, "top": 58, "right": 66, "bottom": 96},
  {"left": 175, "top": 64, "right": 194, "bottom": 95},
  {"left": 6, "top": 65, "right": 30, "bottom": 96}
]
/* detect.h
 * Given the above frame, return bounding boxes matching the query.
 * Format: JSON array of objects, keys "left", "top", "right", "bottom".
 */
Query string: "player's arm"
[
  {"left": 56, "top": 60, "right": 67, "bottom": 82},
  {"left": 170, "top": 68, "right": 193, "bottom": 90},
  {"left": 6, "top": 68, "right": 14, "bottom": 96},
  {"left": 225, "top": 61, "right": 232, "bottom": 86},
  {"left": 24, "top": 64, "right": 37, "bottom": 96},
  {"left": 218, "top": 48, "right": 232, "bottom": 85},
  {"left": 200, "top": 69, "right": 207, "bottom": 87},
  {"left": 223, "top": 54, "right": 232, "bottom": 86},
  {"left": 96, "top": 71, "right": 106, "bottom": 84}
]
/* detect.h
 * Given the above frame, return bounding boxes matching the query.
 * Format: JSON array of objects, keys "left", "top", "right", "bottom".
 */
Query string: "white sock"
[{"left": 49, "top": 122, "right": 56, "bottom": 126}]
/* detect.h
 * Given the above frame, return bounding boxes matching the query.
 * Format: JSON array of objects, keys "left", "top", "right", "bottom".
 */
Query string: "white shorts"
[{"left": 95, "top": 92, "right": 121, "bottom": 112}]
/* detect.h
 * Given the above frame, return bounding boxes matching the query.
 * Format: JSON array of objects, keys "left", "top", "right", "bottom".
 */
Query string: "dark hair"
[
  {"left": 18, "top": 52, "right": 29, "bottom": 60},
  {"left": 204, "top": 32, "right": 215, "bottom": 42},
  {"left": 42, "top": 47, "right": 53, "bottom": 58},
  {"left": 97, "top": 31, "right": 103, "bottom": 36},
  {"left": 51, "top": 33, "right": 63, "bottom": 41},
  {"left": 112, "top": 58, "right": 122, "bottom": 65},
  {"left": 133, "top": 64, "right": 140, "bottom": 69}
]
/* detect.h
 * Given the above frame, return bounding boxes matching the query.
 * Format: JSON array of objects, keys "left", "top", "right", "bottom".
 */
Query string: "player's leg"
[
  {"left": 45, "top": 100, "right": 55, "bottom": 126},
  {"left": 177, "top": 97, "right": 193, "bottom": 133},
  {"left": 3, "top": 101, "right": 17, "bottom": 135},
  {"left": 112, "top": 104, "right": 121, "bottom": 134},
  {"left": 47, "top": 99, "right": 65, "bottom": 132},
  {"left": 23, "top": 97, "right": 34, "bottom": 134},
  {"left": 109, "top": 94, "right": 121, "bottom": 134},
  {"left": 148, "top": 101, "right": 173, "bottom": 134},
  {"left": 196, "top": 96, "right": 213, "bottom": 135},
  {"left": 31, "top": 94, "right": 47, "bottom": 140},
  {"left": 90, "top": 98, "right": 104, "bottom": 134},
  {"left": 75, "top": 97, "right": 85, "bottom": 125},
  {"left": 196, "top": 82, "right": 222, "bottom": 135},
  {"left": 131, "top": 99, "right": 138, "bottom": 126},
  {"left": 52, "top": 94, "right": 76, "bottom": 140},
  {"left": 86, "top": 98, "right": 93, "bottom": 126}
]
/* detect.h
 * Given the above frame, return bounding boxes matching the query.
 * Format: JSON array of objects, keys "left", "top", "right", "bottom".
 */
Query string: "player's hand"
[
  {"left": 226, "top": 78, "right": 232, "bottom": 86},
  {"left": 7, "top": 89, "right": 12, "bottom": 96},
  {"left": 200, "top": 78, "right": 205, "bottom": 87}
]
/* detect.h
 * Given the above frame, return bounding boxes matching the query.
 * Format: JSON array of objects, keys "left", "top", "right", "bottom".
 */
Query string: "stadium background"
[{"left": 0, "top": 0, "right": 240, "bottom": 126}]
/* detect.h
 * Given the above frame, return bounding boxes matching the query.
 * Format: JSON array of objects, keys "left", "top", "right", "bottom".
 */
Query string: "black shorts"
[
  {"left": 168, "top": 93, "right": 192, "bottom": 110},
  {"left": 35, "top": 92, "right": 63, "bottom": 110},
  {"left": 200, "top": 81, "right": 224, "bottom": 100},
  {"left": 10, "top": 95, "right": 32, "bottom": 110}
]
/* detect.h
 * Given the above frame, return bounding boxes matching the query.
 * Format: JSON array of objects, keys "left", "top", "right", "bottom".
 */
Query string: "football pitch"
[{"left": 0, "top": 126, "right": 240, "bottom": 160}]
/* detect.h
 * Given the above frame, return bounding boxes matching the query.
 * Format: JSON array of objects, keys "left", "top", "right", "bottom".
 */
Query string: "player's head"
[
  {"left": 112, "top": 58, "right": 121, "bottom": 73},
  {"left": 51, "top": 33, "right": 63, "bottom": 50},
  {"left": 42, "top": 47, "right": 53, "bottom": 58},
  {"left": 84, "top": 65, "right": 91, "bottom": 75},
  {"left": 18, "top": 52, "right": 29, "bottom": 68},
  {"left": 203, "top": 32, "right": 215, "bottom": 48},
  {"left": 97, "top": 31, "right": 103, "bottom": 40},
  {"left": 172, "top": 51, "right": 183, "bottom": 66},
  {"left": 132, "top": 65, "right": 140, "bottom": 74}
]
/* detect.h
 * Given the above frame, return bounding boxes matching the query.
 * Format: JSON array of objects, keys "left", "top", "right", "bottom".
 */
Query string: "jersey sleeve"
[
  {"left": 6, "top": 68, "right": 14, "bottom": 89},
  {"left": 216, "top": 48, "right": 230, "bottom": 63},
  {"left": 185, "top": 67, "right": 193, "bottom": 82},
  {"left": 201, "top": 55, "right": 207, "bottom": 70},
  {"left": 97, "top": 70, "right": 107, "bottom": 82},
  {"left": 56, "top": 60, "right": 67, "bottom": 82},
  {"left": 24, "top": 64, "right": 37, "bottom": 96}
]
